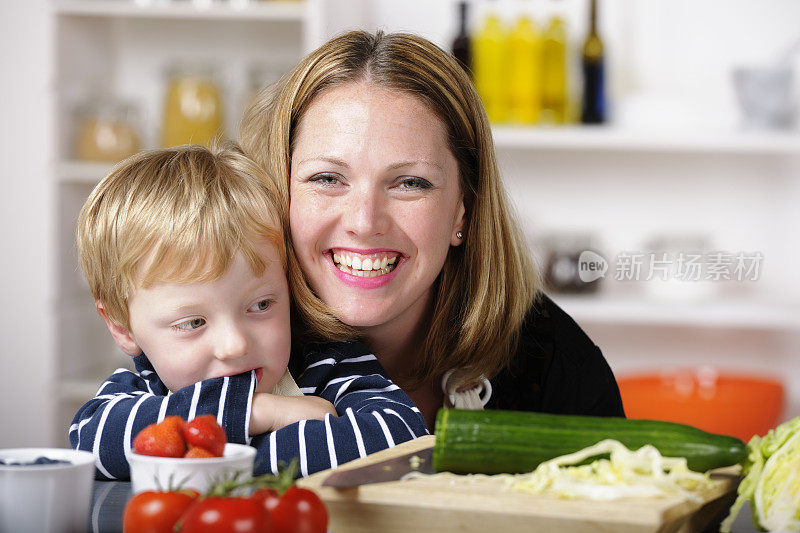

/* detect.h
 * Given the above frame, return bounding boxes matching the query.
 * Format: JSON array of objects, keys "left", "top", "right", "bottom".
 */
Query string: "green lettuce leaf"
[{"left": 721, "top": 415, "right": 800, "bottom": 532}]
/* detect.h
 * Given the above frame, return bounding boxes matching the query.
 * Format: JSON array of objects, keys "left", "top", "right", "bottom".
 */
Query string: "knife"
[{"left": 322, "top": 446, "right": 434, "bottom": 488}]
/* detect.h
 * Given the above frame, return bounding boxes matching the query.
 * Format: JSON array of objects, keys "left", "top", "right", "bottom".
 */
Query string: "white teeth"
[{"left": 331, "top": 250, "right": 399, "bottom": 277}]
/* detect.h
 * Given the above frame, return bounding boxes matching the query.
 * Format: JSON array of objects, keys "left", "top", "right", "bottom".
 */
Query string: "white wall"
[{"left": 0, "top": 0, "right": 55, "bottom": 446}]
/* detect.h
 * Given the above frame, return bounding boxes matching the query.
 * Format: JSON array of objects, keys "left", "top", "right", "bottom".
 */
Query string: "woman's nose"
[
  {"left": 214, "top": 322, "right": 248, "bottom": 361},
  {"left": 342, "top": 184, "right": 389, "bottom": 237}
]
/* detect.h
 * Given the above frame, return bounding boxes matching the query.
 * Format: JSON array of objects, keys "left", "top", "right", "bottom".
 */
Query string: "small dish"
[
  {"left": 129, "top": 442, "right": 256, "bottom": 494},
  {"left": 0, "top": 447, "right": 95, "bottom": 533}
]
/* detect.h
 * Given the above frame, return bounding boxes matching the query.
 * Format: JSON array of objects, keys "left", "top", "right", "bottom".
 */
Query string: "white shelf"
[
  {"left": 492, "top": 125, "right": 800, "bottom": 155},
  {"left": 57, "top": 160, "right": 114, "bottom": 184},
  {"left": 552, "top": 294, "right": 800, "bottom": 331},
  {"left": 53, "top": 0, "right": 307, "bottom": 21}
]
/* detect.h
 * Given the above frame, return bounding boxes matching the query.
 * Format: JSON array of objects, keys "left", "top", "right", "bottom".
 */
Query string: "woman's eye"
[
  {"left": 174, "top": 318, "right": 205, "bottom": 331},
  {"left": 398, "top": 177, "right": 433, "bottom": 190},
  {"left": 249, "top": 299, "right": 273, "bottom": 312},
  {"left": 309, "top": 173, "right": 342, "bottom": 186}
]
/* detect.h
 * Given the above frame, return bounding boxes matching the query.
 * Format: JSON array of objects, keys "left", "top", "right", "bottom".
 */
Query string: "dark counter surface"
[{"left": 88, "top": 480, "right": 760, "bottom": 532}]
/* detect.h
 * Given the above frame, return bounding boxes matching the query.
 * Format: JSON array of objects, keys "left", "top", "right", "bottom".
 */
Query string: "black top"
[
  {"left": 487, "top": 294, "right": 625, "bottom": 417},
  {"left": 291, "top": 293, "right": 625, "bottom": 418}
]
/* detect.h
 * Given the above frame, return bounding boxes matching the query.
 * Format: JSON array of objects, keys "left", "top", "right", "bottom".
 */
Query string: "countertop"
[{"left": 87, "top": 480, "right": 761, "bottom": 533}]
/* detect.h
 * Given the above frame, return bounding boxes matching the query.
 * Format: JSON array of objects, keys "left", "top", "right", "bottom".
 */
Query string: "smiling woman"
[
  {"left": 289, "top": 83, "right": 465, "bottom": 341},
  {"left": 240, "top": 31, "right": 625, "bottom": 431}
]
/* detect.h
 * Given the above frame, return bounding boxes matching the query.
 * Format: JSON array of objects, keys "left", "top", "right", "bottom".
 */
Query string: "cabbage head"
[{"left": 721, "top": 415, "right": 800, "bottom": 531}]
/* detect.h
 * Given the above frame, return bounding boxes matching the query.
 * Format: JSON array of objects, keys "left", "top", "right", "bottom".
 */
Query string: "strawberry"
[
  {"left": 183, "top": 414, "right": 227, "bottom": 457},
  {"left": 132, "top": 416, "right": 187, "bottom": 458},
  {"left": 184, "top": 446, "right": 216, "bottom": 459}
]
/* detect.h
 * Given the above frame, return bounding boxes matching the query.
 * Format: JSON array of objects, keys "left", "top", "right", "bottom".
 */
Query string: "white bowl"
[
  {"left": 0, "top": 447, "right": 95, "bottom": 533},
  {"left": 129, "top": 442, "right": 256, "bottom": 495}
]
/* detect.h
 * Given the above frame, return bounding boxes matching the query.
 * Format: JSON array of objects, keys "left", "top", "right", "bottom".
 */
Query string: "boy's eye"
[
  {"left": 174, "top": 318, "right": 206, "bottom": 331},
  {"left": 249, "top": 299, "right": 273, "bottom": 312}
]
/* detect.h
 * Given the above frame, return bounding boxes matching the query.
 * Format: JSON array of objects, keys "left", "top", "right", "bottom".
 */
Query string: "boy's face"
[{"left": 108, "top": 240, "right": 290, "bottom": 394}]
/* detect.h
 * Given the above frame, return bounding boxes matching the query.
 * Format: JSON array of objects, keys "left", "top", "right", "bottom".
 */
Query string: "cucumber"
[{"left": 432, "top": 408, "right": 747, "bottom": 474}]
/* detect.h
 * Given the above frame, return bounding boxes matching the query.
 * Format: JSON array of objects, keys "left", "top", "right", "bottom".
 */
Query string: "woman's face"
[{"left": 289, "top": 82, "right": 466, "bottom": 333}]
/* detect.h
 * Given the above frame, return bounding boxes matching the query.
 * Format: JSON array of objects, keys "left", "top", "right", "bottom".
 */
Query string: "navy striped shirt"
[{"left": 69, "top": 341, "right": 428, "bottom": 480}]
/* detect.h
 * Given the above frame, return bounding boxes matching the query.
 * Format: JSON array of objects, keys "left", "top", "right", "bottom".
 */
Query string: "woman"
[{"left": 240, "top": 31, "right": 624, "bottom": 431}]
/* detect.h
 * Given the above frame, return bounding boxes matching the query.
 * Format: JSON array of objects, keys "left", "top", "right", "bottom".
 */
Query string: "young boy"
[{"left": 70, "top": 145, "right": 428, "bottom": 480}]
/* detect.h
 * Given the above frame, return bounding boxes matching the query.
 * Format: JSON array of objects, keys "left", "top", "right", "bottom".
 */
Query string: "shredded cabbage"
[
  {"left": 510, "top": 439, "right": 714, "bottom": 502},
  {"left": 721, "top": 415, "right": 800, "bottom": 532}
]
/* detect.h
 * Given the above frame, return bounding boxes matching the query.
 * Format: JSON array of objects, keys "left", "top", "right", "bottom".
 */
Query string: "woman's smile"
[
  {"left": 330, "top": 249, "right": 400, "bottom": 277},
  {"left": 326, "top": 248, "right": 403, "bottom": 289}
]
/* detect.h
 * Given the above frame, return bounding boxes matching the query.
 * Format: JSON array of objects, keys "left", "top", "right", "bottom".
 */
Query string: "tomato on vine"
[
  {"left": 178, "top": 496, "right": 272, "bottom": 533},
  {"left": 122, "top": 489, "right": 199, "bottom": 533},
  {"left": 253, "top": 486, "right": 328, "bottom": 533}
]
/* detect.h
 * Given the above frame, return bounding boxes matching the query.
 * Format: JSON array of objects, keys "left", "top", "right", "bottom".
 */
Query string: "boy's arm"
[
  {"left": 249, "top": 342, "right": 429, "bottom": 478},
  {"left": 69, "top": 364, "right": 256, "bottom": 480},
  {"left": 250, "top": 393, "right": 337, "bottom": 435}
]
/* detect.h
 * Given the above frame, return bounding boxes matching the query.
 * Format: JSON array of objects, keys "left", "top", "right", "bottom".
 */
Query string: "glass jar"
[
  {"left": 162, "top": 65, "right": 223, "bottom": 148},
  {"left": 543, "top": 232, "right": 603, "bottom": 294},
  {"left": 74, "top": 98, "right": 141, "bottom": 162}
]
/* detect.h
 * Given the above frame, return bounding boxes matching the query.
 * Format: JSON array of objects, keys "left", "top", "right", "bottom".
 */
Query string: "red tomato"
[
  {"left": 263, "top": 486, "right": 328, "bottom": 533},
  {"left": 251, "top": 487, "right": 281, "bottom": 513},
  {"left": 122, "top": 490, "right": 198, "bottom": 533},
  {"left": 178, "top": 496, "right": 272, "bottom": 533}
]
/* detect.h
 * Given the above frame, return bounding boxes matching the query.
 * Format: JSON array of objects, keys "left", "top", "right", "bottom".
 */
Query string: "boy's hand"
[{"left": 249, "top": 393, "right": 337, "bottom": 436}]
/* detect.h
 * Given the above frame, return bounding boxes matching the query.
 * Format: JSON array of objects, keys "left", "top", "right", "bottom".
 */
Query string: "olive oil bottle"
[
  {"left": 452, "top": 1, "right": 472, "bottom": 77},
  {"left": 580, "top": 0, "right": 606, "bottom": 123},
  {"left": 507, "top": 8, "right": 541, "bottom": 124},
  {"left": 473, "top": 2, "right": 508, "bottom": 123},
  {"left": 541, "top": 14, "right": 568, "bottom": 124}
]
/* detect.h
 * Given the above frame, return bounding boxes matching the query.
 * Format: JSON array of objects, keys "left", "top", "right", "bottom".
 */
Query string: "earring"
[{"left": 456, "top": 231, "right": 464, "bottom": 240}]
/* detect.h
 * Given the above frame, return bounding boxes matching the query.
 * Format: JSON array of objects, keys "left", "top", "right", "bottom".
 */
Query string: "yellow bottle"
[
  {"left": 507, "top": 12, "right": 541, "bottom": 124},
  {"left": 163, "top": 66, "right": 223, "bottom": 148},
  {"left": 473, "top": 8, "right": 507, "bottom": 123},
  {"left": 541, "top": 16, "right": 569, "bottom": 124}
]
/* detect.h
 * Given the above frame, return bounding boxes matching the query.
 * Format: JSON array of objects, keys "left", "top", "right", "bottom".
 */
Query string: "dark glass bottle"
[
  {"left": 581, "top": 0, "right": 606, "bottom": 124},
  {"left": 452, "top": 1, "right": 472, "bottom": 77}
]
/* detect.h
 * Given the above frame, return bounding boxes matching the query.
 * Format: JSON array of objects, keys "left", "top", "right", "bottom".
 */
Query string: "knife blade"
[{"left": 322, "top": 446, "right": 434, "bottom": 488}]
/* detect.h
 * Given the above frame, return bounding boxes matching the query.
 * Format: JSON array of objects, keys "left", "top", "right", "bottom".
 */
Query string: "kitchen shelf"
[
  {"left": 552, "top": 294, "right": 800, "bottom": 331},
  {"left": 53, "top": 0, "right": 307, "bottom": 21},
  {"left": 58, "top": 160, "right": 115, "bottom": 184},
  {"left": 492, "top": 125, "right": 800, "bottom": 155}
]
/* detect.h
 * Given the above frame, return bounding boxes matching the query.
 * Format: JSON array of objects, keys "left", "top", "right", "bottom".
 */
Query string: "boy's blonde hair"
[{"left": 77, "top": 144, "right": 285, "bottom": 330}]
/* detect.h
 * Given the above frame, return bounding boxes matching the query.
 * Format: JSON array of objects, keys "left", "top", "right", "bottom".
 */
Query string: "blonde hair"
[
  {"left": 240, "top": 31, "right": 540, "bottom": 388},
  {"left": 76, "top": 144, "right": 285, "bottom": 330}
]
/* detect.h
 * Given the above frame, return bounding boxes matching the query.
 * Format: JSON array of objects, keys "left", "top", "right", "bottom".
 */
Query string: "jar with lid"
[
  {"left": 74, "top": 98, "right": 141, "bottom": 162},
  {"left": 543, "top": 232, "right": 603, "bottom": 294},
  {"left": 162, "top": 64, "right": 223, "bottom": 148}
]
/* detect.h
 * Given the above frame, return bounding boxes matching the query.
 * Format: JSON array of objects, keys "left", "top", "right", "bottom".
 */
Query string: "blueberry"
[{"left": 0, "top": 457, "right": 71, "bottom": 466}]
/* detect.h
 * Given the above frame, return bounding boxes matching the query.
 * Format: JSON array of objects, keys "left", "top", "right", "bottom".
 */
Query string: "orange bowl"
[{"left": 618, "top": 368, "right": 784, "bottom": 442}]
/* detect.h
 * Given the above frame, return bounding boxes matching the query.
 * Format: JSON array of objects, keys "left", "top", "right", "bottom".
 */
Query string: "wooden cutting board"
[{"left": 298, "top": 435, "right": 741, "bottom": 533}]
